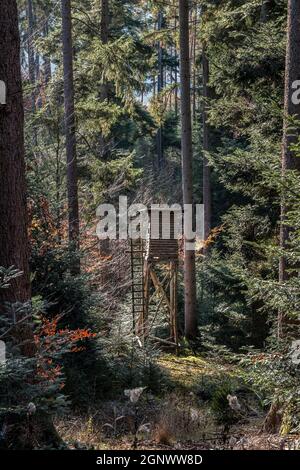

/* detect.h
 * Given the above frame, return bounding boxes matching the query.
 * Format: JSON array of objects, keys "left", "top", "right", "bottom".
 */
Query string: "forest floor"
[{"left": 56, "top": 354, "right": 300, "bottom": 450}]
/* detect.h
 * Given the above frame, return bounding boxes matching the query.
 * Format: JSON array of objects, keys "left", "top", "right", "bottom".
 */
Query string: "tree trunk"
[
  {"left": 202, "top": 49, "right": 212, "bottom": 250},
  {"left": 157, "top": 11, "right": 164, "bottom": 169},
  {"left": 0, "top": 1, "right": 61, "bottom": 449},
  {"left": 43, "top": 22, "right": 52, "bottom": 84},
  {"left": 0, "top": 0, "right": 31, "bottom": 305},
  {"left": 179, "top": 0, "right": 198, "bottom": 339},
  {"left": 99, "top": 0, "right": 110, "bottom": 162},
  {"left": 27, "top": 0, "right": 36, "bottom": 113},
  {"left": 61, "top": 0, "right": 80, "bottom": 274},
  {"left": 174, "top": 15, "right": 178, "bottom": 118},
  {"left": 101, "top": 0, "right": 109, "bottom": 44},
  {"left": 260, "top": 0, "right": 273, "bottom": 22},
  {"left": 191, "top": 7, "right": 198, "bottom": 122},
  {"left": 279, "top": 0, "right": 300, "bottom": 336},
  {"left": 99, "top": 0, "right": 111, "bottom": 260},
  {"left": 34, "top": 5, "right": 40, "bottom": 82}
]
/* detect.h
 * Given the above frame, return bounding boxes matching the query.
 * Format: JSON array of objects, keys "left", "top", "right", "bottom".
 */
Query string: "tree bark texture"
[{"left": 179, "top": 0, "right": 198, "bottom": 339}]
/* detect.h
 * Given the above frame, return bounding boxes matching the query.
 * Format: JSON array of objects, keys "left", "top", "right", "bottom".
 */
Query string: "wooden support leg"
[
  {"left": 170, "top": 261, "right": 179, "bottom": 349},
  {"left": 142, "top": 262, "right": 150, "bottom": 339}
]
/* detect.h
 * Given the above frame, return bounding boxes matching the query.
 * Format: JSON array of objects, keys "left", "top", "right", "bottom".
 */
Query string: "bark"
[
  {"left": 43, "top": 22, "right": 52, "bottom": 84},
  {"left": 99, "top": 0, "right": 110, "bottom": 161},
  {"left": 179, "top": 0, "right": 198, "bottom": 339},
  {"left": 101, "top": 0, "right": 109, "bottom": 44},
  {"left": 202, "top": 50, "right": 212, "bottom": 250},
  {"left": 0, "top": 1, "right": 61, "bottom": 449},
  {"left": 99, "top": 0, "right": 111, "bottom": 260},
  {"left": 0, "top": 0, "right": 31, "bottom": 305},
  {"left": 27, "top": 0, "right": 36, "bottom": 112},
  {"left": 260, "top": 0, "right": 274, "bottom": 22},
  {"left": 279, "top": 0, "right": 300, "bottom": 335},
  {"left": 61, "top": 0, "right": 80, "bottom": 274},
  {"left": 191, "top": 7, "right": 198, "bottom": 121},
  {"left": 174, "top": 15, "right": 178, "bottom": 118},
  {"left": 34, "top": 5, "right": 40, "bottom": 81},
  {"left": 157, "top": 11, "right": 164, "bottom": 168}
]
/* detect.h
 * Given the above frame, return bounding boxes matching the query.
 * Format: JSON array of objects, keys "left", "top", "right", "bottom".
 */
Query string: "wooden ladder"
[{"left": 130, "top": 238, "right": 144, "bottom": 332}]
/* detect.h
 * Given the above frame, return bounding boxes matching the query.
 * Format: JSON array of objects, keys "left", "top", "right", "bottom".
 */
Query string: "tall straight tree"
[
  {"left": 0, "top": 8, "right": 61, "bottom": 447},
  {"left": 101, "top": 0, "right": 109, "bottom": 44},
  {"left": 174, "top": 15, "right": 179, "bottom": 118},
  {"left": 43, "top": 21, "right": 52, "bottom": 83},
  {"left": 99, "top": 0, "right": 110, "bottom": 160},
  {"left": 61, "top": 0, "right": 80, "bottom": 273},
  {"left": 156, "top": 10, "right": 164, "bottom": 168},
  {"left": 27, "top": 0, "right": 36, "bottom": 112},
  {"left": 99, "top": 0, "right": 111, "bottom": 260},
  {"left": 279, "top": 0, "right": 300, "bottom": 335},
  {"left": 202, "top": 48, "right": 211, "bottom": 249},
  {"left": 179, "top": 0, "right": 197, "bottom": 339},
  {"left": 0, "top": 0, "right": 31, "bottom": 305}
]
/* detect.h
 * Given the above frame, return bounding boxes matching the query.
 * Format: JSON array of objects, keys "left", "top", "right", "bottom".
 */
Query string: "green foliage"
[
  {"left": 210, "top": 381, "right": 240, "bottom": 428},
  {"left": 241, "top": 348, "right": 300, "bottom": 434},
  {"left": 0, "top": 268, "right": 69, "bottom": 449}
]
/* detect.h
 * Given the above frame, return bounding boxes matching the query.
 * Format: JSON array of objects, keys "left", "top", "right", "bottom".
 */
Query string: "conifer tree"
[
  {"left": 279, "top": 0, "right": 300, "bottom": 335},
  {"left": 61, "top": 0, "right": 80, "bottom": 273},
  {"left": 179, "top": 0, "right": 197, "bottom": 339},
  {"left": 0, "top": 0, "right": 31, "bottom": 305}
]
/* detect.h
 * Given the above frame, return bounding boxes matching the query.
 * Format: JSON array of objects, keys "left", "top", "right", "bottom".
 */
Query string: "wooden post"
[{"left": 170, "top": 261, "right": 179, "bottom": 347}]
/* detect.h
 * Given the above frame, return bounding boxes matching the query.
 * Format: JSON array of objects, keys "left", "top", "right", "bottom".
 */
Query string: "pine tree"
[
  {"left": 202, "top": 48, "right": 211, "bottom": 249},
  {"left": 179, "top": 0, "right": 198, "bottom": 339},
  {"left": 61, "top": 0, "right": 80, "bottom": 273},
  {"left": 156, "top": 10, "right": 164, "bottom": 168},
  {"left": 279, "top": 0, "right": 300, "bottom": 335},
  {"left": 0, "top": 0, "right": 31, "bottom": 305},
  {"left": 27, "top": 0, "right": 36, "bottom": 112}
]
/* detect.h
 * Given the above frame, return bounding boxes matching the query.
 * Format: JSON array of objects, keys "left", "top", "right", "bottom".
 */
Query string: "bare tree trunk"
[
  {"left": 279, "top": 0, "right": 300, "bottom": 336},
  {"left": 0, "top": 1, "right": 62, "bottom": 449},
  {"left": 99, "top": 0, "right": 110, "bottom": 162},
  {"left": 156, "top": 11, "right": 164, "bottom": 168},
  {"left": 101, "top": 0, "right": 109, "bottom": 43},
  {"left": 174, "top": 15, "right": 179, "bottom": 118},
  {"left": 43, "top": 21, "right": 52, "bottom": 84},
  {"left": 202, "top": 49, "right": 212, "bottom": 250},
  {"left": 34, "top": 5, "right": 40, "bottom": 82},
  {"left": 61, "top": 0, "right": 80, "bottom": 274},
  {"left": 190, "top": 6, "right": 198, "bottom": 122},
  {"left": 260, "top": 0, "right": 273, "bottom": 22},
  {"left": 179, "top": 0, "right": 198, "bottom": 339},
  {"left": 0, "top": 0, "right": 30, "bottom": 306},
  {"left": 27, "top": 0, "right": 36, "bottom": 113},
  {"left": 99, "top": 0, "right": 111, "bottom": 260}
]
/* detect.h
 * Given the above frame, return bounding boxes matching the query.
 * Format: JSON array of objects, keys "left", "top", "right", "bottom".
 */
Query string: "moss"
[{"left": 157, "top": 353, "right": 239, "bottom": 392}]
